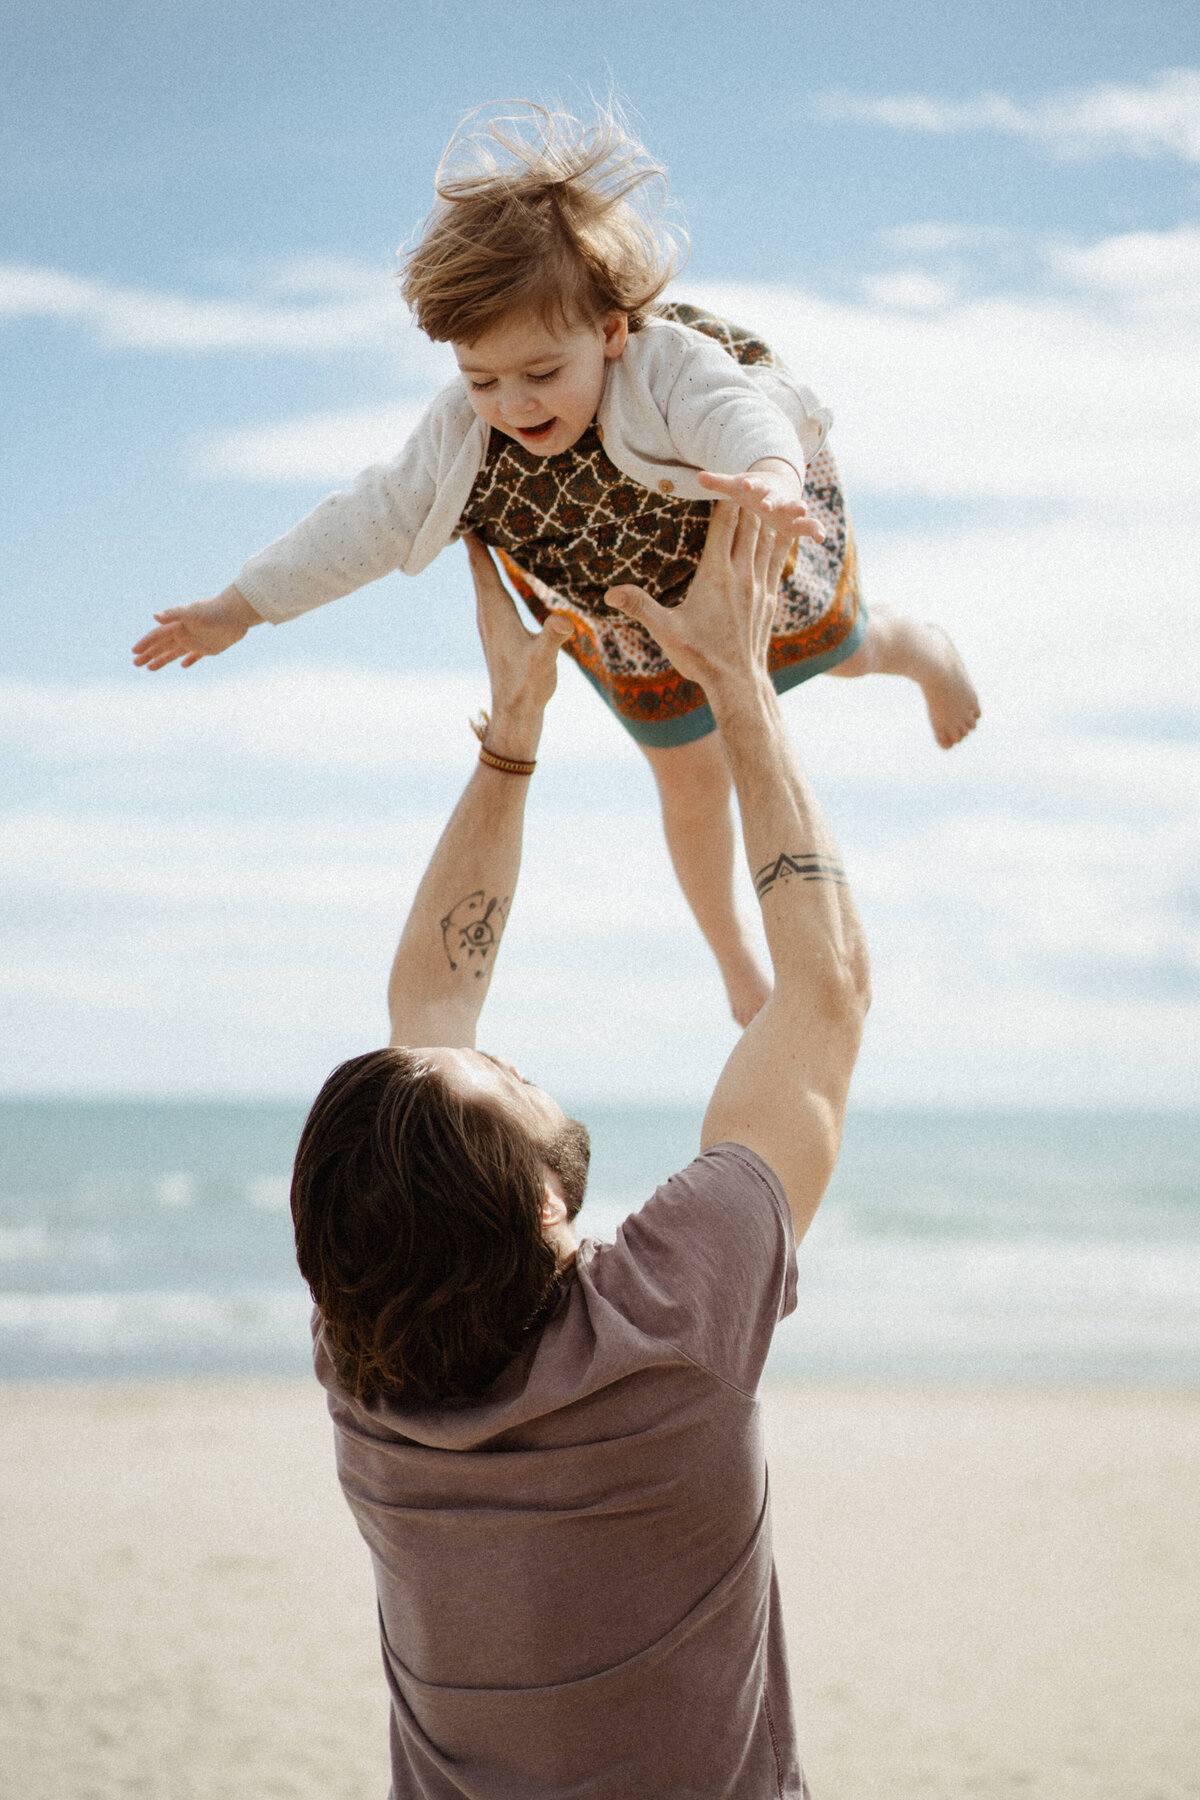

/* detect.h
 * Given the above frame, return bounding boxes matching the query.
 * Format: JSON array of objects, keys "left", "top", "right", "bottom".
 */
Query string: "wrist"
[
  {"left": 222, "top": 584, "right": 264, "bottom": 629},
  {"left": 706, "top": 664, "right": 777, "bottom": 727},
  {"left": 748, "top": 455, "right": 804, "bottom": 495},
  {"left": 479, "top": 702, "right": 545, "bottom": 765}
]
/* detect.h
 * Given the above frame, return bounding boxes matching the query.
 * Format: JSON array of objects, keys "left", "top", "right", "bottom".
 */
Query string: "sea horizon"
[{"left": 2, "top": 1098, "right": 1197, "bottom": 1389}]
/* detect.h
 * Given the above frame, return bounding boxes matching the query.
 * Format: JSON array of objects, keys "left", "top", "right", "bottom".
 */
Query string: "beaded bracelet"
[{"left": 470, "top": 712, "right": 537, "bottom": 777}]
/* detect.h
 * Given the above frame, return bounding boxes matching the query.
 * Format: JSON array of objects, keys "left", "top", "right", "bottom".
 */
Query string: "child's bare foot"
[
  {"left": 917, "top": 625, "right": 981, "bottom": 748},
  {"left": 829, "top": 607, "right": 980, "bottom": 748},
  {"left": 722, "top": 951, "right": 773, "bottom": 1029}
]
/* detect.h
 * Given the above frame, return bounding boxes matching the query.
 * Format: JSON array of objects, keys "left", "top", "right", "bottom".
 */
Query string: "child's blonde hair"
[{"left": 400, "top": 101, "right": 685, "bottom": 344}]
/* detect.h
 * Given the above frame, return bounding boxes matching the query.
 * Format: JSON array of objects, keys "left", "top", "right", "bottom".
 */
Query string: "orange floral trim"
[{"left": 496, "top": 528, "right": 861, "bottom": 726}]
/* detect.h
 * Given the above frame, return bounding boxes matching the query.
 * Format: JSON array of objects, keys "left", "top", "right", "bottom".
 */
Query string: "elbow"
[
  {"left": 840, "top": 917, "right": 872, "bottom": 1021},
  {"left": 850, "top": 937, "right": 872, "bottom": 1019},
  {"left": 815, "top": 942, "right": 871, "bottom": 1040},
  {"left": 831, "top": 963, "right": 870, "bottom": 1080},
  {"left": 840, "top": 971, "right": 870, "bottom": 1056}
]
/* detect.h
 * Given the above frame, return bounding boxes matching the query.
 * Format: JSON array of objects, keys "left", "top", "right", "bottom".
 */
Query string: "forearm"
[
  {"left": 232, "top": 413, "right": 448, "bottom": 624},
  {"left": 708, "top": 673, "right": 869, "bottom": 1007},
  {"left": 702, "top": 671, "right": 869, "bottom": 1230},
  {"left": 386, "top": 703, "right": 543, "bottom": 1049},
  {"left": 235, "top": 484, "right": 408, "bottom": 623}
]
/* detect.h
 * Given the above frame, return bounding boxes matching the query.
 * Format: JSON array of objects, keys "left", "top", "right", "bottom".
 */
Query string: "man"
[{"left": 290, "top": 505, "right": 870, "bottom": 1799}]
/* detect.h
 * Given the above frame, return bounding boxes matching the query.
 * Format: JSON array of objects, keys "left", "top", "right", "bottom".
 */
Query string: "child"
[{"left": 133, "top": 104, "right": 979, "bottom": 1026}]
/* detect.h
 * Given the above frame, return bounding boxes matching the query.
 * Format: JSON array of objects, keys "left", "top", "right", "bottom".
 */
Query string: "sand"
[{"left": 2, "top": 1380, "right": 1197, "bottom": 1800}]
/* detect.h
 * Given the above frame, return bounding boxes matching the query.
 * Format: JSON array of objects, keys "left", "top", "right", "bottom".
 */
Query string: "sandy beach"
[{"left": 2, "top": 1379, "right": 1197, "bottom": 1799}]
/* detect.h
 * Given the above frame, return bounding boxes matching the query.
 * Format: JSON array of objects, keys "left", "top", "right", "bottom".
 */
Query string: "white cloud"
[
  {"left": 0, "top": 662, "right": 643, "bottom": 776},
  {"left": 817, "top": 67, "right": 1200, "bottom": 161},
  {"left": 2, "top": 654, "right": 1197, "bottom": 1104},
  {"left": 184, "top": 223, "right": 1200, "bottom": 494},
  {"left": 685, "top": 246, "right": 1200, "bottom": 516},
  {"left": 0, "top": 258, "right": 452, "bottom": 364},
  {"left": 193, "top": 402, "right": 432, "bottom": 483},
  {"left": 1048, "top": 224, "right": 1200, "bottom": 311},
  {"left": 858, "top": 269, "right": 959, "bottom": 311},
  {"left": 855, "top": 511, "right": 1200, "bottom": 714},
  {"left": 6, "top": 229, "right": 1196, "bottom": 512}
]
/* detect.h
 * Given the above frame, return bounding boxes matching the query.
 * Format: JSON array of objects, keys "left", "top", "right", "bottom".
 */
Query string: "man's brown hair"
[
  {"left": 400, "top": 101, "right": 685, "bottom": 344},
  {"left": 291, "top": 1048, "right": 561, "bottom": 1405}
]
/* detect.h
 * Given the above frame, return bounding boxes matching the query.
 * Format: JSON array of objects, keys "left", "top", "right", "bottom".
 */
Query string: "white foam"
[{"left": 0, "top": 1287, "right": 312, "bottom": 1357}]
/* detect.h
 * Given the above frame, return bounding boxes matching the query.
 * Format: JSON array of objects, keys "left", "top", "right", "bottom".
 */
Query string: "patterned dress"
[{"left": 458, "top": 302, "right": 865, "bottom": 748}]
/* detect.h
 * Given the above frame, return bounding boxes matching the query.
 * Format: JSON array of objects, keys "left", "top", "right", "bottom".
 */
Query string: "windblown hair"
[
  {"left": 291, "top": 1048, "right": 560, "bottom": 1406},
  {"left": 400, "top": 100, "right": 686, "bottom": 343}
]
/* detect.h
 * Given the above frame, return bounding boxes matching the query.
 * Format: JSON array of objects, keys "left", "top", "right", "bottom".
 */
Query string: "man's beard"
[{"left": 542, "top": 1118, "right": 590, "bottom": 1221}]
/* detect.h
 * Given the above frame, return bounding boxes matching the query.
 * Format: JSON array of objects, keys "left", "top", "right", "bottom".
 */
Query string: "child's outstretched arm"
[
  {"left": 132, "top": 585, "right": 264, "bottom": 671},
  {"left": 132, "top": 382, "right": 474, "bottom": 670},
  {"left": 697, "top": 458, "right": 824, "bottom": 542}
]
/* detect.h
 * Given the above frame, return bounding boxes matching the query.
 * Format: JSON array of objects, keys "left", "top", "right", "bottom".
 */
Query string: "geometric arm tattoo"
[
  {"left": 440, "top": 890, "right": 511, "bottom": 977},
  {"left": 753, "top": 851, "right": 847, "bottom": 899}
]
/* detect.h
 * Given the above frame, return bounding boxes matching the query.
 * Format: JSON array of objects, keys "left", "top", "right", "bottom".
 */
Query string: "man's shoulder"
[
  {"left": 616, "top": 1142, "right": 791, "bottom": 1260},
  {"left": 580, "top": 1143, "right": 797, "bottom": 1392}
]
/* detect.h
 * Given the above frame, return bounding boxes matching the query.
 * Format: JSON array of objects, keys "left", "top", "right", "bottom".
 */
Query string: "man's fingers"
[
  {"left": 541, "top": 611, "right": 574, "bottom": 646},
  {"left": 528, "top": 617, "right": 572, "bottom": 678},
  {"left": 729, "top": 503, "right": 763, "bottom": 569},
  {"left": 606, "top": 583, "right": 669, "bottom": 650},
  {"left": 605, "top": 583, "right": 655, "bottom": 624},
  {"left": 765, "top": 529, "right": 792, "bottom": 595},
  {"left": 696, "top": 500, "right": 739, "bottom": 569},
  {"left": 466, "top": 535, "right": 530, "bottom": 626},
  {"left": 752, "top": 516, "right": 791, "bottom": 588},
  {"left": 465, "top": 534, "right": 510, "bottom": 603}
]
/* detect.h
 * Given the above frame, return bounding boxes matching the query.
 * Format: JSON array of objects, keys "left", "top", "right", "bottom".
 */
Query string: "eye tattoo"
[
  {"left": 754, "top": 852, "right": 847, "bottom": 899},
  {"left": 441, "top": 891, "right": 511, "bottom": 976}
]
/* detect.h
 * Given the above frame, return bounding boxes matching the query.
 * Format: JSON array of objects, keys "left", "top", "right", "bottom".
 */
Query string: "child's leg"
[
  {"left": 828, "top": 605, "right": 981, "bottom": 748},
  {"left": 640, "top": 734, "right": 772, "bottom": 1028}
]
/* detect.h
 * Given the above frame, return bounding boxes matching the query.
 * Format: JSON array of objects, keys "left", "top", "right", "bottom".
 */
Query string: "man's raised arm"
[
  {"left": 387, "top": 538, "right": 572, "bottom": 1050},
  {"left": 609, "top": 507, "right": 870, "bottom": 1241}
]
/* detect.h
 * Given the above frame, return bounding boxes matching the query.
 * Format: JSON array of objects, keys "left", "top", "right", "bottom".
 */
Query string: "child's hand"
[
  {"left": 132, "top": 586, "right": 262, "bottom": 670},
  {"left": 697, "top": 457, "right": 825, "bottom": 542}
]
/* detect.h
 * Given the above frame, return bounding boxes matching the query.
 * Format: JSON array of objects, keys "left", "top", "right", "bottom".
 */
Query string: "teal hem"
[{"left": 584, "top": 604, "right": 869, "bottom": 749}]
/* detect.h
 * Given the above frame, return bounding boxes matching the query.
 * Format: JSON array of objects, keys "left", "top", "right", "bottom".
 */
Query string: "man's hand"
[
  {"left": 465, "top": 536, "right": 574, "bottom": 762},
  {"left": 132, "top": 586, "right": 262, "bottom": 670},
  {"left": 606, "top": 502, "right": 789, "bottom": 698},
  {"left": 697, "top": 458, "right": 823, "bottom": 542}
]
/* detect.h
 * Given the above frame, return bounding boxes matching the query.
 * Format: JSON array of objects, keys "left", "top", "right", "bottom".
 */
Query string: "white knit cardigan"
[{"left": 235, "top": 315, "right": 833, "bottom": 624}]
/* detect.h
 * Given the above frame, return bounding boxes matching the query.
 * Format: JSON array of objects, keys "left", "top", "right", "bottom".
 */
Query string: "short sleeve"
[{"left": 585, "top": 1143, "right": 798, "bottom": 1396}]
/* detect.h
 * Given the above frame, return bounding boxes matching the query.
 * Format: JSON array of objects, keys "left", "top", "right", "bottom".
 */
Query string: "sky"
[{"left": 2, "top": 0, "right": 1198, "bottom": 1105}]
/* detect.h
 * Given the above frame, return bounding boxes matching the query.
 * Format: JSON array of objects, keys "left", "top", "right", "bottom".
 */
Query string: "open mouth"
[{"left": 514, "top": 419, "right": 556, "bottom": 441}]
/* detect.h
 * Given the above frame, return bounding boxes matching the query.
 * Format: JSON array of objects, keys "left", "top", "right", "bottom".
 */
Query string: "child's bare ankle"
[{"left": 916, "top": 625, "right": 980, "bottom": 750}]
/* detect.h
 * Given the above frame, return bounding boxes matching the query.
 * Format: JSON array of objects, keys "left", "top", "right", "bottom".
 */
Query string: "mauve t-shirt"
[{"left": 314, "top": 1142, "right": 808, "bottom": 1800}]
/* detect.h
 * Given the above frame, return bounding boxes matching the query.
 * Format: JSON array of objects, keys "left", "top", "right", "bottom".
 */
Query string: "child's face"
[{"left": 453, "top": 308, "right": 628, "bottom": 456}]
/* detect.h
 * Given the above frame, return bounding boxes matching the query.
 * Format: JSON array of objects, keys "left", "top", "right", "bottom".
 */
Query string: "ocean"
[{"left": 1, "top": 1100, "right": 1197, "bottom": 1386}]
